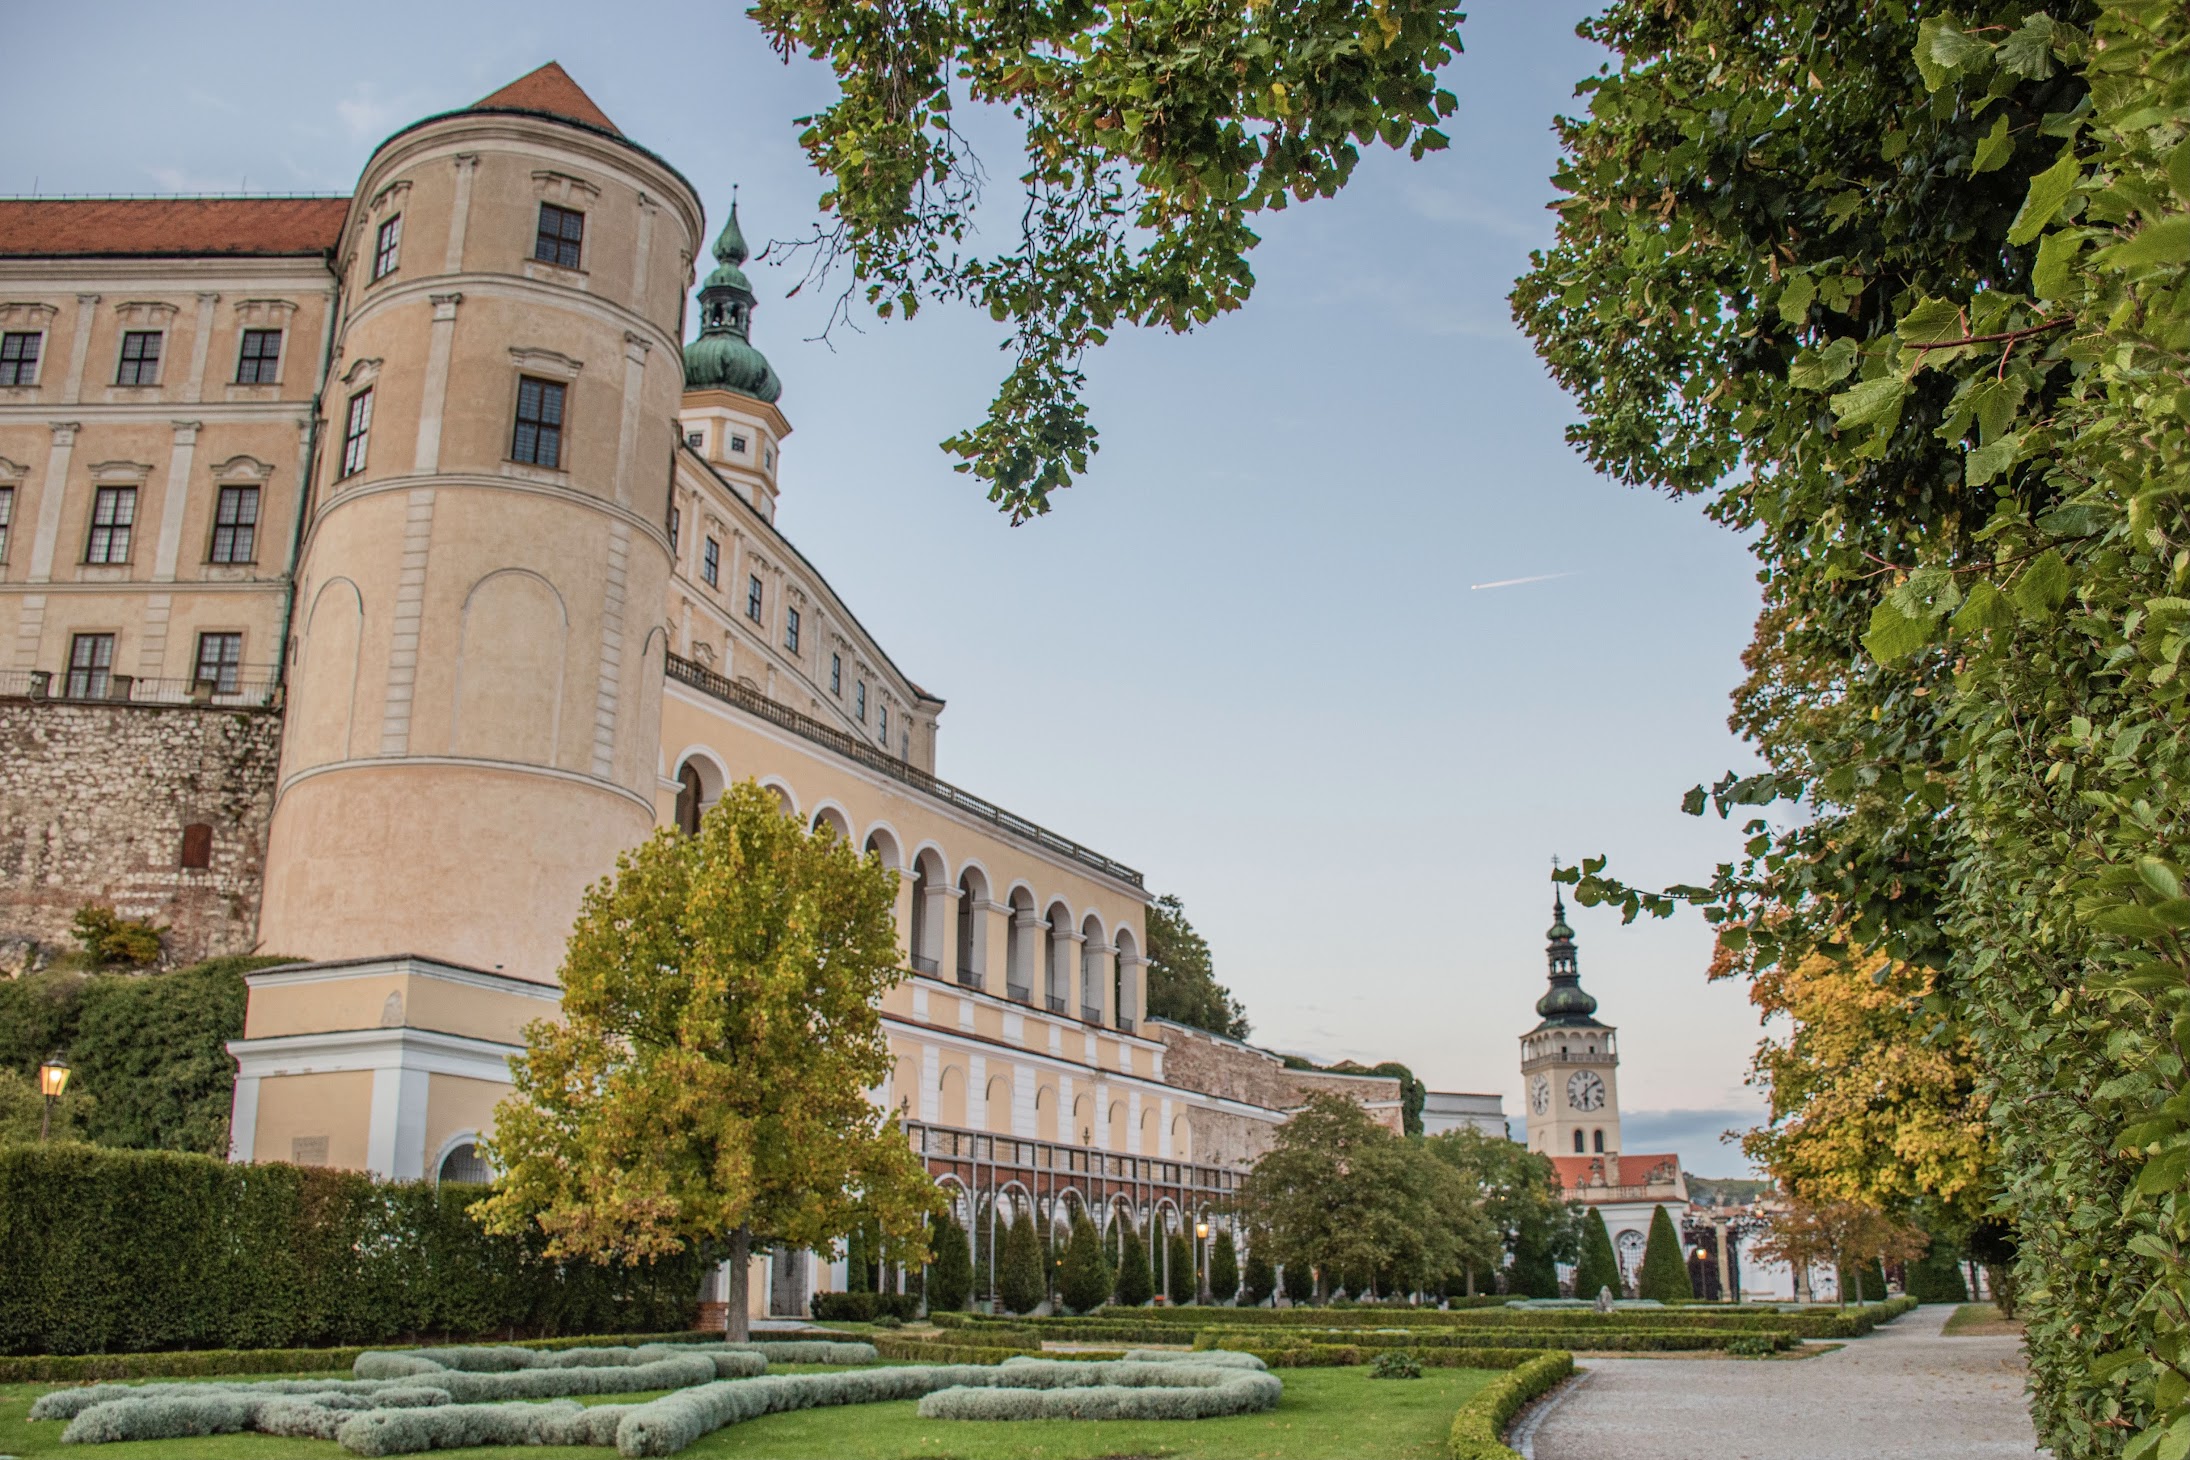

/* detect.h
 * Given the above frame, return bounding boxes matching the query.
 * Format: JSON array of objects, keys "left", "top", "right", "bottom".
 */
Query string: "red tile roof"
[
  {"left": 471, "top": 62, "right": 621, "bottom": 136},
  {"left": 1549, "top": 1152, "right": 1685, "bottom": 1198},
  {"left": 0, "top": 197, "right": 350, "bottom": 258}
]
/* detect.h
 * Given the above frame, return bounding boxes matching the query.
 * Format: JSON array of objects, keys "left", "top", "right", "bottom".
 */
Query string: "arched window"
[
  {"left": 1573, "top": 1129, "right": 1586, "bottom": 1154},
  {"left": 438, "top": 1142, "right": 492, "bottom": 1185},
  {"left": 1592, "top": 1129, "right": 1605, "bottom": 1153},
  {"left": 909, "top": 858, "right": 933, "bottom": 974},
  {"left": 674, "top": 763, "right": 703, "bottom": 835}
]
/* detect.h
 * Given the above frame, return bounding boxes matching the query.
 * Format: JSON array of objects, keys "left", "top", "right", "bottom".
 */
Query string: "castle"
[{"left": 0, "top": 63, "right": 1413, "bottom": 1316}]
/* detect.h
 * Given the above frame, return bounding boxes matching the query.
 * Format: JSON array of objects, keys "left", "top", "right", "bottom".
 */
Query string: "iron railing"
[
  {"left": 0, "top": 668, "right": 278, "bottom": 709},
  {"left": 1046, "top": 994, "right": 1068, "bottom": 1015},
  {"left": 665, "top": 652, "right": 1143, "bottom": 888},
  {"left": 910, "top": 954, "right": 941, "bottom": 976}
]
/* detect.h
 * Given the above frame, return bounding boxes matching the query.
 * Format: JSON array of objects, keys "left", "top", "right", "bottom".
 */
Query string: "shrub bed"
[
  {"left": 807, "top": 1291, "right": 921, "bottom": 1322},
  {"left": 867, "top": 1335, "right": 1035, "bottom": 1364},
  {"left": 0, "top": 1144, "right": 700, "bottom": 1356},
  {"left": 914, "top": 1360, "right": 1282, "bottom": 1421},
  {"left": 0, "top": 1328, "right": 741, "bottom": 1384},
  {"left": 1191, "top": 1326, "right": 1795, "bottom": 1355},
  {"left": 1448, "top": 1352, "right": 1575, "bottom": 1460}
]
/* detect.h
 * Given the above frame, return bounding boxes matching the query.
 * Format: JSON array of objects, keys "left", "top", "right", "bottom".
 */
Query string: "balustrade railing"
[{"left": 0, "top": 668, "right": 278, "bottom": 709}]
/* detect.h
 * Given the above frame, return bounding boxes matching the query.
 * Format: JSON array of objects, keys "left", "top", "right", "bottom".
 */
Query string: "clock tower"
[{"left": 1521, "top": 880, "right": 1621, "bottom": 1158}]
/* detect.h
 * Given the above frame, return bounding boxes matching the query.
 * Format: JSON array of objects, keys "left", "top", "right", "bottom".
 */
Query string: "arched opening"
[
  {"left": 810, "top": 804, "right": 851, "bottom": 841},
  {"left": 863, "top": 827, "right": 902, "bottom": 872},
  {"left": 956, "top": 865, "right": 989, "bottom": 988},
  {"left": 437, "top": 1142, "right": 491, "bottom": 1185},
  {"left": 909, "top": 848, "right": 949, "bottom": 976},
  {"left": 1005, "top": 887, "right": 1037, "bottom": 1003},
  {"left": 1112, "top": 928, "right": 1138, "bottom": 1032},
  {"left": 760, "top": 780, "right": 796, "bottom": 817},
  {"left": 1573, "top": 1129, "right": 1586, "bottom": 1154},
  {"left": 1044, "top": 901, "right": 1074, "bottom": 1014},
  {"left": 1592, "top": 1128, "right": 1605, "bottom": 1153},
  {"left": 1078, "top": 914, "right": 1107, "bottom": 1025},
  {"left": 675, "top": 763, "right": 703, "bottom": 835}
]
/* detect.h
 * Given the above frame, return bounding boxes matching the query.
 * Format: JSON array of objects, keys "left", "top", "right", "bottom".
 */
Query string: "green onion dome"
[{"left": 683, "top": 197, "right": 782, "bottom": 403}]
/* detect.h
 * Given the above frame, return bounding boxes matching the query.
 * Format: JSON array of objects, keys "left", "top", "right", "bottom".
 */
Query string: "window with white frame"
[
  {"left": 702, "top": 537, "right": 720, "bottom": 587},
  {"left": 746, "top": 575, "right": 762, "bottom": 623},
  {"left": 235, "top": 329, "right": 282, "bottom": 384},
  {"left": 0, "top": 331, "right": 40, "bottom": 386},
  {"left": 785, "top": 607, "right": 800, "bottom": 654},
  {"left": 67, "top": 633, "right": 115, "bottom": 698},
  {"left": 209, "top": 485, "right": 259, "bottom": 563},
  {"left": 341, "top": 389, "right": 373, "bottom": 476},
  {"left": 115, "top": 331, "right": 161, "bottom": 385},
  {"left": 373, "top": 216, "right": 402, "bottom": 279},
  {"left": 86, "top": 486, "right": 135, "bottom": 563},
  {"left": 194, "top": 631, "right": 243, "bottom": 693},
  {"left": 510, "top": 376, "right": 566, "bottom": 468}
]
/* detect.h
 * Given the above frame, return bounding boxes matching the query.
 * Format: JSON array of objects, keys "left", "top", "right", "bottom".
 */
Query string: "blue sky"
[{"left": 4, "top": 2, "right": 1774, "bottom": 1174}]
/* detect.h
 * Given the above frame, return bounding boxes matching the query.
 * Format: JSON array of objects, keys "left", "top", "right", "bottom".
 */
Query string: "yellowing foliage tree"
[
  {"left": 1728, "top": 947, "right": 1995, "bottom": 1223},
  {"left": 474, "top": 780, "right": 940, "bottom": 1340}
]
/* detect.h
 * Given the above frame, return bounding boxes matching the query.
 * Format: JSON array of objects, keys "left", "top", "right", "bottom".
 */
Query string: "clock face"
[
  {"left": 1567, "top": 1070, "right": 1607, "bottom": 1112},
  {"left": 1530, "top": 1075, "right": 1551, "bottom": 1115}
]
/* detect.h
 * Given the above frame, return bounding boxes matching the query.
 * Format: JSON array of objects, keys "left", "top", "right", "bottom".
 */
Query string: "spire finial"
[{"left": 713, "top": 187, "right": 750, "bottom": 268}]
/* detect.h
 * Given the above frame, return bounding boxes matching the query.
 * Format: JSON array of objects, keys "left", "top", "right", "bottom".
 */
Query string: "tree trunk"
[{"left": 726, "top": 1223, "right": 752, "bottom": 1343}]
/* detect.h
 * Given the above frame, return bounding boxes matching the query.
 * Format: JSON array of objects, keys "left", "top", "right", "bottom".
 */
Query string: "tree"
[
  {"left": 1750, "top": 1199, "right": 1928, "bottom": 1311},
  {"left": 1282, "top": 1056, "right": 1426, "bottom": 1136},
  {"left": 1730, "top": 948, "right": 1993, "bottom": 1225},
  {"left": 70, "top": 904, "right": 163, "bottom": 968},
  {"left": 927, "top": 1206, "right": 973, "bottom": 1313},
  {"left": 1422, "top": 1127, "right": 1576, "bottom": 1294},
  {"left": 1210, "top": 1228, "right": 1240, "bottom": 1305},
  {"left": 1239, "top": 1094, "right": 1413, "bottom": 1302},
  {"left": 473, "top": 780, "right": 939, "bottom": 1341},
  {"left": 1573, "top": 1209, "right": 1621, "bottom": 1303},
  {"left": 750, "top": 0, "right": 1466, "bottom": 518},
  {"left": 998, "top": 1208, "right": 1046, "bottom": 1315},
  {"left": 1115, "top": 1220, "right": 1154, "bottom": 1307},
  {"left": 1167, "top": 1230, "right": 1194, "bottom": 1305},
  {"left": 1142, "top": 895, "right": 1249, "bottom": 1038},
  {"left": 1636, "top": 1207, "right": 1691, "bottom": 1303},
  {"left": 1241, "top": 1241, "right": 1275, "bottom": 1307},
  {"left": 1516, "top": 3, "right": 2190, "bottom": 1452},
  {"left": 1058, "top": 1213, "right": 1112, "bottom": 1314}
]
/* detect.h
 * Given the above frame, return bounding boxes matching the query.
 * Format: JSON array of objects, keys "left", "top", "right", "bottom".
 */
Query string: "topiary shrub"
[
  {"left": 1059, "top": 1214, "right": 1113, "bottom": 1314},
  {"left": 1636, "top": 1207, "right": 1693, "bottom": 1303},
  {"left": 999, "top": 1210, "right": 1046, "bottom": 1315},
  {"left": 1241, "top": 1242, "right": 1274, "bottom": 1306},
  {"left": 1210, "top": 1229, "right": 1240, "bottom": 1304},
  {"left": 1115, "top": 1223, "right": 1154, "bottom": 1307},
  {"left": 927, "top": 1208, "right": 973, "bottom": 1313},
  {"left": 1573, "top": 1210, "right": 1621, "bottom": 1302},
  {"left": 1167, "top": 1231, "right": 1194, "bottom": 1304}
]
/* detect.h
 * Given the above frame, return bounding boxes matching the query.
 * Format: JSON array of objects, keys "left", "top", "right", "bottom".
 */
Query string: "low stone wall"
[{"left": 0, "top": 696, "right": 282, "bottom": 970}]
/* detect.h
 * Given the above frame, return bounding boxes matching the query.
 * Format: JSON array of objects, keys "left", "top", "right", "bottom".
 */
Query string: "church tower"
[{"left": 1520, "top": 879, "right": 1622, "bottom": 1158}]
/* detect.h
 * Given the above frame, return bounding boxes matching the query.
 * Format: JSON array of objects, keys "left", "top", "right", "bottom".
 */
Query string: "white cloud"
[{"left": 1402, "top": 181, "right": 1547, "bottom": 243}]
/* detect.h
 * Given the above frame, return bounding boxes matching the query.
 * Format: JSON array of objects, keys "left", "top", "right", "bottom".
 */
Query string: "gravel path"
[{"left": 1522, "top": 1303, "right": 2046, "bottom": 1460}]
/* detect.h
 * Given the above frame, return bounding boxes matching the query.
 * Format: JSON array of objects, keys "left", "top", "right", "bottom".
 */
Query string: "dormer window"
[{"left": 534, "top": 203, "right": 584, "bottom": 269}]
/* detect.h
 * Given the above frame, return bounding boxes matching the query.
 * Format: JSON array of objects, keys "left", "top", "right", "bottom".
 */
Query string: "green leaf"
[
  {"left": 1953, "top": 579, "right": 2016, "bottom": 632},
  {"left": 2012, "top": 550, "right": 2072, "bottom": 618},
  {"left": 1898, "top": 296, "right": 1966, "bottom": 348},
  {"left": 1972, "top": 113, "right": 2014, "bottom": 175},
  {"left": 1997, "top": 15, "right": 2060, "bottom": 80},
  {"left": 1831, "top": 376, "right": 1912, "bottom": 433},
  {"left": 2101, "top": 216, "right": 2190, "bottom": 272},
  {"left": 2134, "top": 1146, "right": 2190, "bottom": 1197},
  {"left": 2032, "top": 231, "right": 2084, "bottom": 299},
  {"left": 1777, "top": 272, "right": 1818, "bottom": 325},
  {"left": 2009, "top": 153, "right": 2084, "bottom": 246},
  {"left": 2137, "top": 859, "right": 2184, "bottom": 902},
  {"left": 1680, "top": 785, "right": 1708, "bottom": 816},
  {"left": 1892, "top": 565, "right": 1963, "bottom": 622},
  {"left": 1789, "top": 337, "right": 1859, "bottom": 390},
  {"left": 1966, "top": 435, "right": 2020, "bottom": 487},
  {"left": 1864, "top": 599, "right": 1935, "bottom": 664}
]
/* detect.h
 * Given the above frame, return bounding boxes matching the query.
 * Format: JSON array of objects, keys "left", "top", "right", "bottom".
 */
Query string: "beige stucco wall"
[{"left": 251, "top": 1068, "right": 373, "bottom": 1167}]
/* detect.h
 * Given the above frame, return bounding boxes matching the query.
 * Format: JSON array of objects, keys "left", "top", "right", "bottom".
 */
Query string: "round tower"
[
  {"left": 1520, "top": 874, "right": 1622, "bottom": 1158},
  {"left": 258, "top": 65, "right": 703, "bottom": 981}
]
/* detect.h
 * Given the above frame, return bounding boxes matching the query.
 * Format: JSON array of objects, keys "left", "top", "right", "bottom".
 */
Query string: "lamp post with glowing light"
[
  {"left": 1195, "top": 1219, "right": 1212, "bottom": 1305},
  {"left": 38, "top": 1056, "right": 70, "bottom": 1141}
]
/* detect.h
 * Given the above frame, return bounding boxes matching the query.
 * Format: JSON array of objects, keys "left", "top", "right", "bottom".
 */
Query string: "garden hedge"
[
  {"left": 808, "top": 1291, "right": 920, "bottom": 1322},
  {"left": 1447, "top": 1352, "right": 1575, "bottom": 1460},
  {"left": 0, "top": 1144, "right": 701, "bottom": 1355},
  {"left": 1192, "top": 1326, "right": 1794, "bottom": 1355}
]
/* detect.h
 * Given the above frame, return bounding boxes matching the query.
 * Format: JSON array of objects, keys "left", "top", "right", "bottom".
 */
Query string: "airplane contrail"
[{"left": 1469, "top": 571, "right": 1577, "bottom": 592}]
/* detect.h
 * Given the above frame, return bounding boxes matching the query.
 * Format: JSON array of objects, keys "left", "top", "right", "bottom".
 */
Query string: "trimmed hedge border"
[
  {"left": 0, "top": 1328, "right": 736, "bottom": 1385},
  {"left": 1192, "top": 1327, "right": 1795, "bottom": 1355},
  {"left": 1448, "top": 1352, "right": 1575, "bottom": 1460}
]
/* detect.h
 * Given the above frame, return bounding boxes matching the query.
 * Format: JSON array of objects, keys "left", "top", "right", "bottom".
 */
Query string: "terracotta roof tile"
[
  {"left": 471, "top": 62, "right": 620, "bottom": 135},
  {"left": 0, "top": 197, "right": 350, "bottom": 258},
  {"left": 1549, "top": 1152, "right": 1685, "bottom": 1196}
]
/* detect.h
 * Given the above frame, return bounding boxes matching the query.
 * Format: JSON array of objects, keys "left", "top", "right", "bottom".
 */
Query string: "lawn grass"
[
  {"left": 0, "top": 1363, "right": 1494, "bottom": 1460},
  {"left": 1941, "top": 1303, "right": 2022, "bottom": 1337}
]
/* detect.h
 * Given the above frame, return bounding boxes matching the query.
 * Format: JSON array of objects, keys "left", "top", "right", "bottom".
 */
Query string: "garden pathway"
[{"left": 1521, "top": 1303, "right": 2047, "bottom": 1460}]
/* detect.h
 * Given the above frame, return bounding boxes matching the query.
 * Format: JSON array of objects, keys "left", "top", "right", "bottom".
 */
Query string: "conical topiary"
[
  {"left": 1115, "top": 1221, "right": 1155, "bottom": 1306},
  {"left": 998, "top": 1209, "right": 1046, "bottom": 1314},
  {"left": 1636, "top": 1206, "right": 1693, "bottom": 1302},
  {"left": 927, "top": 1207, "right": 973, "bottom": 1312},
  {"left": 1242, "top": 1242, "right": 1275, "bottom": 1305},
  {"left": 1059, "top": 1213, "right": 1113, "bottom": 1313},
  {"left": 1573, "top": 1208, "right": 1622, "bottom": 1301},
  {"left": 1210, "top": 1229, "right": 1240, "bottom": 1304},
  {"left": 1510, "top": 1226, "right": 1561, "bottom": 1299},
  {"left": 1167, "top": 1231, "right": 1195, "bottom": 1304}
]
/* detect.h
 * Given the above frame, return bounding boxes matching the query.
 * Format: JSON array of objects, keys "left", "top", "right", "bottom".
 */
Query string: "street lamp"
[
  {"left": 1194, "top": 1221, "right": 1212, "bottom": 1305},
  {"left": 38, "top": 1056, "right": 70, "bottom": 1142}
]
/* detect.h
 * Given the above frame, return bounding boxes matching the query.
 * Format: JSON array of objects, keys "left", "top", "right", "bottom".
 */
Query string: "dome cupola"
[
  {"left": 683, "top": 196, "right": 782, "bottom": 403},
  {"left": 1534, "top": 881, "right": 1601, "bottom": 1025}
]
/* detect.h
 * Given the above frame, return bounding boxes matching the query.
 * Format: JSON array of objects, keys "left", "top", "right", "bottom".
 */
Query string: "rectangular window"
[
  {"left": 879, "top": 703, "right": 889, "bottom": 743},
  {"left": 729, "top": 434, "right": 748, "bottom": 454},
  {"left": 66, "top": 633, "right": 114, "bottom": 699},
  {"left": 668, "top": 504, "right": 680, "bottom": 550},
  {"left": 210, "top": 485, "right": 259, "bottom": 563},
  {"left": 746, "top": 575, "right": 763, "bottom": 623},
  {"left": 684, "top": 430, "right": 704, "bottom": 450},
  {"left": 0, "top": 331, "right": 40, "bottom": 386},
  {"left": 86, "top": 486, "right": 135, "bottom": 563},
  {"left": 856, "top": 681, "right": 867, "bottom": 721},
  {"left": 785, "top": 607, "right": 800, "bottom": 654},
  {"left": 534, "top": 203, "right": 584, "bottom": 269},
  {"left": 194, "top": 632, "right": 244, "bottom": 693},
  {"left": 341, "top": 389, "right": 373, "bottom": 476},
  {"left": 235, "top": 328, "right": 283, "bottom": 384},
  {"left": 116, "top": 331, "right": 162, "bottom": 386},
  {"left": 510, "top": 376, "right": 566, "bottom": 468},
  {"left": 702, "top": 537, "right": 720, "bottom": 587},
  {"left": 830, "top": 653, "right": 842, "bottom": 695},
  {"left": 0, "top": 485, "right": 11, "bottom": 561},
  {"left": 373, "top": 216, "right": 402, "bottom": 279}
]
